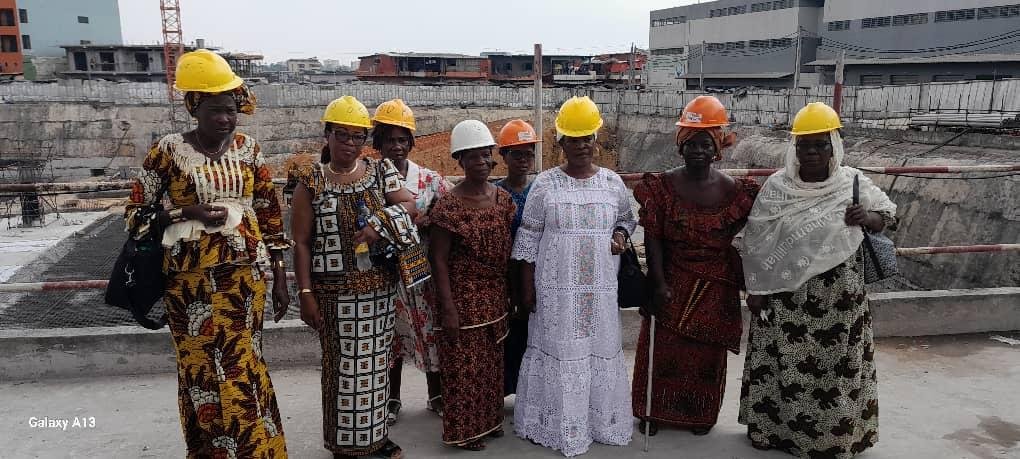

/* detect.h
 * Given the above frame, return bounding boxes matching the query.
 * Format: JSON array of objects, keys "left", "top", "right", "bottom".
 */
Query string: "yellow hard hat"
[
  {"left": 791, "top": 102, "right": 843, "bottom": 136},
  {"left": 173, "top": 49, "right": 244, "bottom": 93},
  {"left": 321, "top": 96, "right": 373, "bottom": 129},
  {"left": 372, "top": 99, "right": 416, "bottom": 132},
  {"left": 555, "top": 96, "right": 603, "bottom": 138}
]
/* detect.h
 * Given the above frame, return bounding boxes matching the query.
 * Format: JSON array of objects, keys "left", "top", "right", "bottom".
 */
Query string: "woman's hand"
[
  {"left": 353, "top": 226, "right": 382, "bottom": 246},
  {"left": 299, "top": 292, "right": 324, "bottom": 332},
  {"left": 746, "top": 294, "right": 765, "bottom": 316},
  {"left": 441, "top": 306, "right": 460, "bottom": 341},
  {"left": 183, "top": 204, "right": 228, "bottom": 227},
  {"left": 413, "top": 213, "right": 430, "bottom": 228},
  {"left": 611, "top": 231, "right": 627, "bottom": 255},
  {"left": 271, "top": 277, "right": 290, "bottom": 322},
  {"left": 845, "top": 204, "right": 874, "bottom": 228},
  {"left": 642, "top": 284, "right": 671, "bottom": 318},
  {"left": 520, "top": 283, "right": 536, "bottom": 314}
]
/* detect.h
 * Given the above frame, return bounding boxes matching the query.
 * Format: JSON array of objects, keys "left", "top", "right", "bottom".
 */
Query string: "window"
[
  {"left": 1000, "top": 5, "right": 1020, "bottom": 17},
  {"left": 21, "top": 34, "right": 30, "bottom": 50},
  {"left": 0, "top": 35, "right": 17, "bottom": 52},
  {"left": 725, "top": 41, "right": 745, "bottom": 51},
  {"left": 749, "top": 39, "right": 771, "bottom": 49},
  {"left": 752, "top": 2, "right": 774, "bottom": 13},
  {"left": 447, "top": 59, "right": 458, "bottom": 66},
  {"left": 652, "top": 47, "right": 684, "bottom": 55},
  {"left": 80, "top": 40, "right": 91, "bottom": 45},
  {"left": 729, "top": 6, "right": 746, "bottom": 15},
  {"left": 0, "top": 9, "right": 14, "bottom": 26},
  {"left": 772, "top": 0, "right": 793, "bottom": 10},
  {"left": 770, "top": 38, "right": 793, "bottom": 48},
  {"left": 862, "top": 16, "right": 892, "bottom": 28},
  {"left": 828, "top": 20, "right": 850, "bottom": 31},
  {"left": 77, "top": 16, "right": 89, "bottom": 24},
  {"left": 933, "top": 74, "right": 965, "bottom": 82},
  {"left": 19, "top": 8, "right": 27, "bottom": 23},
  {"left": 99, "top": 52, "right": 115, "bottom": 71},
  {"left": 73, "top": 52, "right": 87, "bottom": 71},
  {"left": 978, "top": 7, "right": 999, "bottom": 19},
  {"left": 892, "top": 13, "right": 928, "bottom": 26},
  {"left": 524, "top": 63, "right": 533, "bottom": 71},
  {"left": 706, "top": 42, "right": 726, "bottom": 52},
  {"left": 890, "top": 74, "right": 920, "bottom": 85},
  {"left": 860, "top": 75, "right": 884, "bottom": 86},
  {"left": 935, "top": 9, "right": 975, "bottom": 22},
  {"left": 134, "top": 52, "right": 149, "bottom": 71}
]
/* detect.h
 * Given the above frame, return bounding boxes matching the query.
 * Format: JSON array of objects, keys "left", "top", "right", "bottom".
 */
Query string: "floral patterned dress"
[
  {"left": 390, "top": 160, "right": 450, "bottom": 373},
  {"left": 630, "top": 173, "right": 759, "bottom": 429},
  {"left": 126, "top": 133, "right": 290, "bottom": 458},
  {"left": 430, "top": 188, "right": 516, "bottom": 445}
]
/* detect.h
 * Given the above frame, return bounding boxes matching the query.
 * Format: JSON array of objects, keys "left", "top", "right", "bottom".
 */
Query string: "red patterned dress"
[
  {"left": 429, "top": 188, "right": 516, "bottom": 445},
  {"left": 631, "top": 172, "right": 759, "bottom": 430}
]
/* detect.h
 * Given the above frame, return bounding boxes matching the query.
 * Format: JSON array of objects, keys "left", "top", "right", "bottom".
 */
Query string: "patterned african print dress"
[
  {"left": 630, "top": 173, "right": 759, "bottom": 430},
  {"left": 390, "top": 160, "right": 450, "bottom": 373},
  {"left": 288, "top": 158, "right": 418, "bottom": 456},
  {"left": 511, "top": 167, "right": 636, "bottom": 457},
  {"left": 126, "top": 133, "right": 290, "bottom": 458},
  {"left": 495, "top": 178, "right": 532, "bottom": 396},
  {"left": 430, "top": 188, "right": 516, "bottom": 445},
  {"left": 738, "top": 211, "right": 896, "bottom": 459}
]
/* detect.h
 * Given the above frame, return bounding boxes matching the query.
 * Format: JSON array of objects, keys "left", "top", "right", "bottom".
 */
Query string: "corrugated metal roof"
[
  {"left": 359, "top": 52, "right": 484, "bottom": 60},
  {"left": 807, "top": 54, "right": 1020, "bottom": 66}
]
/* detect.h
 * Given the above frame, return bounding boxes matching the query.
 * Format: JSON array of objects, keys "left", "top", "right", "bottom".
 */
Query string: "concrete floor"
[{"left": 2, "top": 334, "right": 1019, "bottom": 459}]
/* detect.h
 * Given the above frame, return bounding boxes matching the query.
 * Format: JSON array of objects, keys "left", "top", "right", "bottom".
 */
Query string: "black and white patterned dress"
[{"left": 738, "top": 224, "right": 892, "bottom": 459}]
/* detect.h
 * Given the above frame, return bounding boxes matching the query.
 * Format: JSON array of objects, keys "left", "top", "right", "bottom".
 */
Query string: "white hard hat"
[{"left": 450, "top": 120, "right": 496, "bottom": 158}]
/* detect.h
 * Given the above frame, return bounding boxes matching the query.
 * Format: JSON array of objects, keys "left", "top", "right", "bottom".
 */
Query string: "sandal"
[
  {"left": 488, "top": 428, "right": 505, "bottom": 438},
  {"left": 455, "top": 439, "right": 486, "bottom": 451},
  {"left": 638, "top": 420, "right": 658, "bottom": 437},
  {"left": 426, "top": 395, "right": 444, "bottom": 418},
  {"left": 375, "top": 439, "right": 404, "bottom": 459},
  {"left": 751, "top": 440, "right": 771, "bottom": 451},
  {"left": 691, "top": 427, "right": 712, "bottom": 436},
  {"left": 385, "top": 399, "right": 401, "bottom": 426}
]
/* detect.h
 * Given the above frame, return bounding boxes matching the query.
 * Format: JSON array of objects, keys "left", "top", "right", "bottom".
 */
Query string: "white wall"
[{"left": 824, "top": 0, "right": 1005, "bottom": 21}]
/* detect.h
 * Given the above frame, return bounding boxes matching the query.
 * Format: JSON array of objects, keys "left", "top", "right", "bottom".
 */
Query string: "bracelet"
[
  {"left": 168, "top": 207, "right": 185, "bottom": 224},
  {"left": 298, "top": 288, "right": 313, "bottom": 295},
  {"left": 273, "top": 260, "right": 285, "bottom": 269}
]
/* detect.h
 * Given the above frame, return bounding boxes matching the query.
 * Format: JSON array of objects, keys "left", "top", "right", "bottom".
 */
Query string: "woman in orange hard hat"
[
  {"left": 124, "top": 49, "right": 291, "bottom": 457},
  {"left": 630, "top": 95, "right": 760, "bottom": 438},
  {"left": 493, "top": 119, "right": 539, "bottom": 398},
  {"left": 371, "top": 99, "right": 450, "bottom": 426}
]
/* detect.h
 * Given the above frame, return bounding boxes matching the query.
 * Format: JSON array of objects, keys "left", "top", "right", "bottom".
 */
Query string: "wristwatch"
[{"left": 298, "top": 288, "right": 314, "bottom": 295}]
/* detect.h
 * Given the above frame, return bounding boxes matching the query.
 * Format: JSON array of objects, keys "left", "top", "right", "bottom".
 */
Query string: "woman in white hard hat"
[
  {"left": 124, "top": 50, "right": 291, "bottom": 457},
  {"left": 736, "top": 102, "right": 896, "bottom": 458},
  {"left": 290, "top": 95, "right": 419, "bottom": 459},
  {"left": 370, "top": 99, "right": 450, "bottom": 425},
  {"left": 430, "top": 120, "right": 516, "bottom": 451},
  {"left": 511, "top": 97, "right": 636, "bottom": 456}
]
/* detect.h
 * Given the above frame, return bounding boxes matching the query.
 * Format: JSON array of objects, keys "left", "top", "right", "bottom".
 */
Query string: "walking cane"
[{"left": 643, "top": 315, "right": 656, "bottom": 453}]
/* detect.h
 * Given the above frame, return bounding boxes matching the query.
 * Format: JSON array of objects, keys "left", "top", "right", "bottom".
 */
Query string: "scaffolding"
[{"left": 0, "top": 140, "right": 58, "bottom": 228}]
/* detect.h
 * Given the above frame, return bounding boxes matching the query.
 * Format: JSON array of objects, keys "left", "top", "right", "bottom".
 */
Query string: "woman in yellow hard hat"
[
  {"left": 629, "top": 95, "right": 759, "bottom": 438},
  {"left": 289, "top": 95, "right": 418, "bottom": 459},
  {"left": 511, "top": 96, "right": 636, "bottom": 456},
  {"left": 124, "top": 49, "right": 290, "bottom": 457},
  {"left": 493, "top": 119, "right": 539, "bottom": 398},
  {"left": 371, "top": 99, "right": 450, "bottom": 425},
  {"left": 736, "top": 102, "right": 896, "bottom": 458}
]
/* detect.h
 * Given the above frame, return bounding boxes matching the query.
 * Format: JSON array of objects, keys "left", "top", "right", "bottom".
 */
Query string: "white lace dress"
[{"left": 511, "top": 167, "right": 636, "bottom": 457}]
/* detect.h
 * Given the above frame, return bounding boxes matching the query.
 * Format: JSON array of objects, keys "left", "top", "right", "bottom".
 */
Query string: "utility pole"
[
  {"left": 793, "top": 27, "right": 803, "bottom": 89},
  {"left": 699, "top": 40, "right": 705, "bottom": 91},
  {"left": 533, "top": 43, "right": 543, "bottom": 172},
  {"left": 628, "top": 42, "right": 636, "bottom": 89},
  {"left": 833, "top": 50, "right": 846, "bottom": 114}
]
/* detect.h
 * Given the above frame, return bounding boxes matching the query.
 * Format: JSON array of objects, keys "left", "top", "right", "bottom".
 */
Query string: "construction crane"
[{"left": 160, "top": 0, "right": 185, "bottom": 130}]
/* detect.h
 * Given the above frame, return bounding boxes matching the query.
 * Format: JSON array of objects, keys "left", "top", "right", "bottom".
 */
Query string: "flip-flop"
[
  {"left": 455, "top": 439, "right": 486, "bottom": 451},
  {"left": 426, "top": 395, "right": 444, "bottom": 418},
  {"left": 385, "top": 399, "right": 401, "bottom": 426},
  {"left": 488, "top": 428, "right": 505, "bottom": 438}
]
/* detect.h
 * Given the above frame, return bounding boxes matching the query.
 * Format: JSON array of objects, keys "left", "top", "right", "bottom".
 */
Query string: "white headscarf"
[{"left": 736, "top": 130, "right": 896, "bottom": 295}]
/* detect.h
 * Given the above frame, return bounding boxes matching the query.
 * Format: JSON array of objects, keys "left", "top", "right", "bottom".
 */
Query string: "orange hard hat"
[
  {"left": 497, "top": 119, "right": 541, "bottom": 148},
  {"left": 676, "top": 95, "right": 729, "bottom": 128}
]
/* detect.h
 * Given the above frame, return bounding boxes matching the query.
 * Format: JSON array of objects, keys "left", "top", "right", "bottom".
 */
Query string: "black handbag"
[
  {"left": 853, "top": 175, "right": 898, "bottom": 284},
  {"left": 618, "top": 234, "right": 651, "bottom": 309},
  {"left": 105, "top": 205, "right": 168, "bottom": 330}
]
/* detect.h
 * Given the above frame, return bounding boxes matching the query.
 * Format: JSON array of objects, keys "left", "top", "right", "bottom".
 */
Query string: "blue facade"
[{"left": 18, "top": 0, "right": 122, "bottom": 58}]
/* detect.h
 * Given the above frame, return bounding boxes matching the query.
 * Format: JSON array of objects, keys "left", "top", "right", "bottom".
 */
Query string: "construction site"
[{"left": 1, "top": 0, "right": 1019, "bottom": 458}]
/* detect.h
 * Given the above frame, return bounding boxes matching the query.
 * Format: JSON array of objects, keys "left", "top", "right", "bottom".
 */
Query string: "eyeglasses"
[
  {"left": 330, "top": 130, "right": 368, "bottom": 146},
  {"left": 504, "top": 149, "right": 534, "bottom": 160}
]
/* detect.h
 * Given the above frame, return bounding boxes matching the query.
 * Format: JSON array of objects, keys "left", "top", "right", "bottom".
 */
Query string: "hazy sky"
[{"left": 119, "top": 0, "right": 696, "bottom": 63}]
